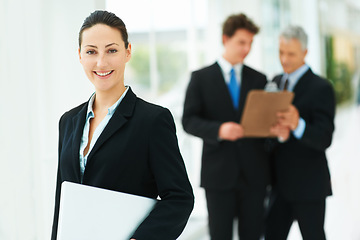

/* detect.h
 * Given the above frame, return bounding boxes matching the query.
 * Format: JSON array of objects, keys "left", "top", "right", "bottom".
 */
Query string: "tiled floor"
[{"left": 178, "top": 105, "right": 360, "bottom": 240}]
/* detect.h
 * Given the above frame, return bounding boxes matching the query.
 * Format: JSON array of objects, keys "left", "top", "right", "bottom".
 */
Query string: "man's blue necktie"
[{"left": 228, "top": 68, "right": 240, "bottom": 109}]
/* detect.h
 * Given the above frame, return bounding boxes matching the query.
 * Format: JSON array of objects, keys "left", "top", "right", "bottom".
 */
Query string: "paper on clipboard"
[
  {"left": 57, "top": 181, "right": 156, "bottom": 240},
  {"left": 240, "top": 90, "right": 294, "bottom": 137}
]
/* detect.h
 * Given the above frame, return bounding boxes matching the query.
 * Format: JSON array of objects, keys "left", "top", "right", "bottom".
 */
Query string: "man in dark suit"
[
  {"left": 265, "top": 26, "right": 336, "bottom": 240},
  {"left": 182, "top": 13, "right": 270, "bottom": 240}
]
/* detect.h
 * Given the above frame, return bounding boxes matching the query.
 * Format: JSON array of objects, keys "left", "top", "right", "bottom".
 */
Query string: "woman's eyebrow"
[
  {"left": 84, "top": 44, "right": 97, "bottom": 48},
  {"left": 105, "top": 43, "right": 119, "bottom": 48},
  {"left": 83, "top": 43, "right": 119, "bottom": 48}
]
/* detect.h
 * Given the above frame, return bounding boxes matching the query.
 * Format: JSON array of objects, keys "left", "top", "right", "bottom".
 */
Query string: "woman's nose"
[{"left": 96, "top": 54, "right": 108, "bottom": 68}]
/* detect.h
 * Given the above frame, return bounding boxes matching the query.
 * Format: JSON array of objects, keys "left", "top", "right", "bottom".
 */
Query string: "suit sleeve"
[
  {"left": 182, "top": 71, "right": 222, "bottom": 144},
  {"left": 132, "top": 108, "right": 194, "bottom": 240},
  {"left": 51, "top": 114, "right": 65, "bottom": 240},
  {"left": 298, "top": 81, "right": 335, "bottom": 151}
]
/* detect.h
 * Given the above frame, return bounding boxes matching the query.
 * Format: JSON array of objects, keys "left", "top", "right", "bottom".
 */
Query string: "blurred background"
[{"left": 0, "top": 0, "right": 359, "bottom": 239}]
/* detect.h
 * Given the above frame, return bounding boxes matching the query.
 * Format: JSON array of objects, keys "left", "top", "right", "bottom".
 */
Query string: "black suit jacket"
[
  {"left": 272, "top": 68, "right": 335, "bottom": 201},
  {"left": 182, "top": 62, "right": 270, "bottom": 190},
  {"left": 51, "top": 88, "right": 194, "bottom": 240}
]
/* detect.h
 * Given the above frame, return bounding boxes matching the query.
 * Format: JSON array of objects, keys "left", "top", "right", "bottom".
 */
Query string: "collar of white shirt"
[{"left": 217, "top": 57, "right": 243, "bottom": 85}]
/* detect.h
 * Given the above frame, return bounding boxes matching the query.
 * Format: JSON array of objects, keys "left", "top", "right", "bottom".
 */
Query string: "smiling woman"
[
  {"left": 79, "top": 23, "right": 130, "bottom": 96},
  {"left": 51, "top": 10, "right": 194, "bottom": 240}
]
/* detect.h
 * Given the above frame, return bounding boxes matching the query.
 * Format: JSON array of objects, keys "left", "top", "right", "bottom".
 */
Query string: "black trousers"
[
  {"left": 205, "top": 188, "right": 267, "bottom": 240},
  {"left": 265, "top": 193, "right": 326, "bottom": 240}
]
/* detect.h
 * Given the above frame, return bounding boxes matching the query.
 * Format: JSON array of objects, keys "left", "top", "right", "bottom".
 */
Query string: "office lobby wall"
[{"left": 0, "top": 0, "right": 105, "bottom": 239}]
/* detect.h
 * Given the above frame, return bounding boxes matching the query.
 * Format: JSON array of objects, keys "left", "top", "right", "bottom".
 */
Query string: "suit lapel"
[
  {"left": 71, "top": 103, "right": 88, "bottom": 180},
  {"left": 292, "top": 68, "right": 312, "bottom": 103},
  {"left": 238, "top": 66, "right": 251, "bottom": 116},
  {"left": 237, "top": 65, "right": 257, "bottom": 120},
  {"left": 87, "top": 87, "right": 136, "bottom": 162},
  {"left": 273, "top": 75, "right": 283, "bottom": 88}
]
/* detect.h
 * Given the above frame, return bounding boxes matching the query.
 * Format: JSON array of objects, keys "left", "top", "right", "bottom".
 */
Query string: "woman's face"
[{"left": 79, "top": 24, "right": 131, "bottom": 93}]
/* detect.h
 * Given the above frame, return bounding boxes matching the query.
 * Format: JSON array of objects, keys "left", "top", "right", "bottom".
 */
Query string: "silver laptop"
[{"left": 57, "top": 181, "right": 156, "bottom": 240}]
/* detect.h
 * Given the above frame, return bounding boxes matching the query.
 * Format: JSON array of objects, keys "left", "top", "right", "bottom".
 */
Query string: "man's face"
[
  {"left": 223, "top": 29, "right": 254, "bottom": 65},
  {"left": 279, "top": 37, "right": 307, "bottom": 74}
]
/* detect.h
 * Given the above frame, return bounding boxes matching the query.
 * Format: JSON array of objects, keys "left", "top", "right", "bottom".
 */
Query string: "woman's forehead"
[{"left": 81, "top": 24, "right": 124, "bottom": 45}]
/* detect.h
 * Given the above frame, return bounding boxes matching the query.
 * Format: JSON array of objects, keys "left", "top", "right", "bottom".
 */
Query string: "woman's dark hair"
[
  {"left": 222, "top": 13, "right": 259, "bottom": 37},
  {"left": 79, "top": 10, "right": 129, "bottom": 49}
]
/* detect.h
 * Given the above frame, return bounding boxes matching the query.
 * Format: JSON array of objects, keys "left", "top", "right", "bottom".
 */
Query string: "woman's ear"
[
  {"left": 78, "top": 48, "right": 82, "bottom": 61},
  {"left": 126, "top": 43, "right": 132, "bottom": 62}
]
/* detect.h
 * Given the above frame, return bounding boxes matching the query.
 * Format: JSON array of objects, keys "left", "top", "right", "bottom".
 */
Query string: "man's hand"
[
  {"left": 276, "top": 104, "right": 300, "bottom": 130},
  {"left": 270, "top": 123, "right": 291, "bottom": 142},
  {"left": 218, "top": 122, "right": 244, "bottom": 141}
]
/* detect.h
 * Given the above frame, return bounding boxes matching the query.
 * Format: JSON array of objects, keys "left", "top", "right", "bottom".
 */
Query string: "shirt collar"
[
  {"left": 283, "top": 64, "right": 309, "bottom": 91},
  {"left": 86, "top": 93, "right": 96, "bottom": 119},
  {"left": 218, "top": 56, "right": 243, "bottom": 74},
  {"left": 217, "top": 57, "right": 243, "bottom": 85},
  {"left": 86, "top": 86, "right": 129, "bottom": 119}
]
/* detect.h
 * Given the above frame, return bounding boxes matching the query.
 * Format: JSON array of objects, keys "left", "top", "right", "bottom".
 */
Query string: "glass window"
[
  {"left": 107, "top": 0, "right": 208, "bottom": 100},
  {"left": 106, "top": 0, "right": 208, "bottom": 202}
]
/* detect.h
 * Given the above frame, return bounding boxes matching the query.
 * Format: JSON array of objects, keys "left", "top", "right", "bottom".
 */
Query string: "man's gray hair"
[{"left": 280, "top": 26, "right": 308, "bottom": 50}]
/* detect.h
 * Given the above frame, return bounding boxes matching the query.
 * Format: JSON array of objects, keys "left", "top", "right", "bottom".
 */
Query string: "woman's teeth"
[{"left": 96, "top": 71, "right": 113, "bottom": 76}]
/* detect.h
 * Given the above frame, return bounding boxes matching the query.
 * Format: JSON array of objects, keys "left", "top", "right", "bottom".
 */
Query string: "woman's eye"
[
  {"left": 86, "top": 50, "right": 96, "bottom": 55},
  {"left": 108, "top": 49, "right": 118, "bottom": 53}
]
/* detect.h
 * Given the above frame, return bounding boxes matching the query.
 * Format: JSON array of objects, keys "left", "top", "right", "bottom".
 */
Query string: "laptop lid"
[{"left": 57, "top": 181, "right": 156, "bottom": 240}]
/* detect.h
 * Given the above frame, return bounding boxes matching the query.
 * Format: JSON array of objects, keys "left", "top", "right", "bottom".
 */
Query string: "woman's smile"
[{"left": 94, "top": 70, "right": 114, "bottom": 78}]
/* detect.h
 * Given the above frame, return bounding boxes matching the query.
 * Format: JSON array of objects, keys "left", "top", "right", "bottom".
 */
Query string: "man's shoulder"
[
  {"left": 303, "top": 69, "right": 333, "bottom": 89},
  {"left": 192, "top": 62, "right": 219, "bottom": 74},
  {"left": 189, "top": 62, "right": 221, "bottom": 85},
  {"left": 243, "top": 65, "right": 267, "bottom": 79},
  {"left": 243, "top": 64, "right": 265, "bottom": 75}
]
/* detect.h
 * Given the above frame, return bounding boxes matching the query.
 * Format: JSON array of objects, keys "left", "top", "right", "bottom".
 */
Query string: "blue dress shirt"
[{"left": 79, "top": 87, "right": 129, "bottom": 182}]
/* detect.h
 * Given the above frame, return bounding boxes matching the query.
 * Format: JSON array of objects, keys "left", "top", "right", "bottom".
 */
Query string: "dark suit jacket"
[
  {"left": 182, "top": 62, "right": 270, "bottom": 191},
  {"left": 271, "top": 68, "right": 335, "bottom": 201},
  {"left": 51, "top": 88, "right": 194, "bottom": 240}
]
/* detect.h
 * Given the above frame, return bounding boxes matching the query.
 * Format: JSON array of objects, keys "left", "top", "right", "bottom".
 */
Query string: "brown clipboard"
[{"left": 240, "top": 90, "right": 294, "bottom": 137}]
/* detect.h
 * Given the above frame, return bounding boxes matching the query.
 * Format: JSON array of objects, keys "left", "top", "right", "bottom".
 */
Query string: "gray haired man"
[{"left": 265, "top": 26, "right": 335, "bottom": 240}]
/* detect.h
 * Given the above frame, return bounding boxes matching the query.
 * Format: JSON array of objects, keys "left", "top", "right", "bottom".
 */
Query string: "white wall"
[
  {"left": 289, "top": 0, "right": 322, "bottom": 74},
  {"left": 0, "top": 0, "right": 105, "bottom": 239}
]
